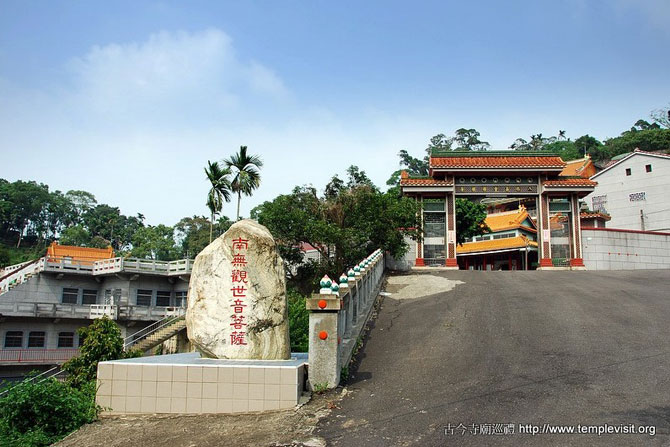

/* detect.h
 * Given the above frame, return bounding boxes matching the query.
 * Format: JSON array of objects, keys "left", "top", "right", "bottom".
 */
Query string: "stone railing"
[
  {"left": 91, "top": 257, "right": 194, "bottom": 276},
  {"left": 306, "top": 249, "right": 385, "bottom": 390},
  {"left": 89, "top": 304, "right": 119, "bottom": 319}
]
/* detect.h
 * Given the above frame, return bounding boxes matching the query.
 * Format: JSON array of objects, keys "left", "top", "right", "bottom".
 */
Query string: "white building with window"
[
  {"left": 0, "top": 243, "right": 192, "bottom": 380},
  {"left": 587, "top": 150, "right": 670, "bottom": 232}
]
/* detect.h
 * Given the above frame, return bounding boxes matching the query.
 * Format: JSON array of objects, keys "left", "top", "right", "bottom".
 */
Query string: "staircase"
[
  {"left": 0, "top": 259, "right": 43, "bottom": 297},
  {"left": 124, "top": 314, "right": 187, "bottom": 352}
]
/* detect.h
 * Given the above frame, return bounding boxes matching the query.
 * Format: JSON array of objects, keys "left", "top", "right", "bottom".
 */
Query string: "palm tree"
[
  {"left": 224, "top": 146, "right": 263, "bottom": 220},
  {"left": 205, "top": 161, "right": 232, "bottom": 243}
]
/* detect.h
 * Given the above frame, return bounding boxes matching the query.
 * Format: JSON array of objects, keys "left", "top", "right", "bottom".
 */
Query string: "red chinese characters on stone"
[
  {"left": 231, "top": 270, "right": 248, "bottom": 283},
  {"left": 232, "top": 254, "right": 247, "bottom": 267},
  {"left": 230, "top": 237, "right": 251, "bottom": 346},
  {"left": 230, "top": 314, "right": 247, "bottom": 330},
  {"left": 232, "top": 237, "right": 249, "bottom": 250},
  {"left": 230, "top": 285, "right": 247, "bottom": 297},
  {"left": 230, "top": 331, "right": 247, "bottom": 345},
  {"left": 231, "top": 299, "right": 247, "bottom": 313}
]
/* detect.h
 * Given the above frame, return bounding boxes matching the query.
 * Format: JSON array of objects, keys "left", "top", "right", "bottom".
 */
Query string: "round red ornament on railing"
[
  {"left": 318, "top": 299, "right": 327, "bottom": 309},
  {"left": 319, "top": 331, "right": 328, "bottom": 340}
]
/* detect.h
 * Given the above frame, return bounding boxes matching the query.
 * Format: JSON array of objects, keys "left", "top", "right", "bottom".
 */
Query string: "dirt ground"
[{"left": 55, "top": 390, "right": 345, "bottom": 447}]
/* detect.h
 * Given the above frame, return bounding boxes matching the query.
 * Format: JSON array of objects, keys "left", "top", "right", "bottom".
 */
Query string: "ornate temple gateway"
[{"left": 400, "top": 151, "right": 597, "bottom": 270}]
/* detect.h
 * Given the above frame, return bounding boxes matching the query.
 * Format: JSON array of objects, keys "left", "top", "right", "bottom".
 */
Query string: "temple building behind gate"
[{"left": 400, "top": 151, "right": 597, "bottom": 270}]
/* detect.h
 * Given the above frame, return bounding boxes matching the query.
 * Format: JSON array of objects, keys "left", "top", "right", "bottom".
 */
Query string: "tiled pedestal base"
[{"left": 96, "top": 352, "right": 307, "bottom": 415}]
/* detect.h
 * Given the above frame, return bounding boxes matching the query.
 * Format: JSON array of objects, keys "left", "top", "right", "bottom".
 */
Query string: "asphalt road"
[{"left": 316, "top": 270, "right": 670, "bottom": 446}]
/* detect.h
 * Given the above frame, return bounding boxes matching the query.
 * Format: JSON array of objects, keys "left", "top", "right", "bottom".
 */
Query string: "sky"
[{"left": 1, "top": 0, "right": 669, "bottom": 226}]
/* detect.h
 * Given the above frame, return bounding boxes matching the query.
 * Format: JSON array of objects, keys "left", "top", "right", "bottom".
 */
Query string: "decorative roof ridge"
[
  {"left": 431, "top": 150, "right": 563, "bottom": 157},
  {"left": 403, "top": 175, "right": 433, "bottom": 180}
]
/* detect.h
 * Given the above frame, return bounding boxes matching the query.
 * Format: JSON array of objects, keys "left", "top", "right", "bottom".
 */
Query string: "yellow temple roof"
[{"left": 457, "top": 235, "right": 537, "bottom": 255}]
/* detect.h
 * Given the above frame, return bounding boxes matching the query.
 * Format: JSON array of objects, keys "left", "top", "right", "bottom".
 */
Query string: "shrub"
[
  {"left": 287, "top": 288, "right": 309, "bottom": 353},
  {"left": 62, "top": 316, "right": 142, "bottom": 389},
  {"left": 0, "top": 378, "right": 98, "bottom": 446}
]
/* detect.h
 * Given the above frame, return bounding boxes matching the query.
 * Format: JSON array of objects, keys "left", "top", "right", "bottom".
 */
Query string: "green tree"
[
  {"left": 256, "top": 168, "right": 420, "bottom": 285},
  {"left": 574, "top": 134, "right": 603, "bottom": 159},
  {"left": 80, "top": 204, "right": 141, "bottom": 250},
  {"left": 64, "top": 190, "right": 97, "bottom": 223},
  {"left": 204, "top": 161, "right": 232, "bottom": 243},
  {"left": 130, "top": 225, "right": 178, "bottom": 260},
  {"left": 601, "top": 128, "right": 670, "bottom": 160},
  {"left": 59, "top": 224, "right": 92, "bottom": 247},
  {"left": 453, "top": 128, "right": 490, "bottom": 151},
  {"left": 345, "top": 165, "right": 376, "bottom": 189},
  {"left": 38, "top": 190, "right": 77, "bottom": 241},
  {"left": 62, "top": 317, "right": 141, "bottom": 389},
  {"left": 651, "top": 104, "right": 670, "bottom": 129},
  {"left": 455, "top": 198, "right": 490, "bottom": 245},
  {"left": 543, "top": 140, "right": 581, "bottom": 161},
  {"left": 324, "top": 175, "right": 345, "bottom": 200},
  {"left": 0, "top": 180, "right": 50, "bottom": 247},
  {"left": 427, "top": 133, "right": 453, "bottom": 152},
  {"left": 223, "top": 146, "right": 263, "bottom": 221}
]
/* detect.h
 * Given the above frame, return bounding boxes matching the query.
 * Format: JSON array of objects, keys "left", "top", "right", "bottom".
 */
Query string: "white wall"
[
  {"left": 587, "top": 154, "right": 670, "bottom": 232},
  {"left": 582, "top": 228, "right": 670, "bottom": 270},
  {"left": 386, "top": 235, "right": 416, "bottom": 271}
]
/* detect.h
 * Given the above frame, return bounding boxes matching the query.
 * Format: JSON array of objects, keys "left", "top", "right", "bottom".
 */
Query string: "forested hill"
[{"left": 0, "top": 182, "right": 232, "bottom": 267}]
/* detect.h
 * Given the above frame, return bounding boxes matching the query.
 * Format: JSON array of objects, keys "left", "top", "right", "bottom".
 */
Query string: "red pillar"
[
  {"left": 445, "top": 191, "right": 459, "bottom": 268},
  {"left": 539, "top": 193, "right": 553, "bottom": 268}
]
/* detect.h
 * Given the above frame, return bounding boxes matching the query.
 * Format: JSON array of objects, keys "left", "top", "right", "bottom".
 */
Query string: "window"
[
  {"left": 175, "top": 291, "right": 187, "bottom": 308},
  {"left": 4, "top": 331, "right": 23, "bottom": 348},
  {"left": 646, "top": 164, "right": 652, "bottom": 173},
  {"left": 104, "top": 289, "right": 122, "bottom": 305},
  {"left": 156, "top": 291, "right": 171, "bottom": 307},
  {"left": 58, "top": 332, "right": 74, "bottom": 348},
  {"left": 82, "top": 289, "right": 98, "bottom": 305},
  {"left": 625, "top": 168, "right": 631, "bottom": 176},
  {"left": 136, "top": 289, "right": 152, "bottom": 306},
  {"left": 492, "top": 233, "right": 514, "bottom": 240},
  {"left": 62, "top": 288, "right": 79, "bottom": 304},
  {"left": 27, "top": 331, "right": 46, "bottom": 348}
]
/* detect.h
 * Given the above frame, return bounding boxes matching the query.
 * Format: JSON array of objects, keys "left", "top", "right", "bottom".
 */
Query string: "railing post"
[
  {"left": 348, "top": 268, "right": 358, "bottom": 324},
  {"left": 306, "top": 276, "right": 341, "bottom": 390},
  {"left": 354, "top": 264, "right": 362, "bottom": 316},
  {"left": 339, "top": 274, "right": 353, "bottom": 339}
]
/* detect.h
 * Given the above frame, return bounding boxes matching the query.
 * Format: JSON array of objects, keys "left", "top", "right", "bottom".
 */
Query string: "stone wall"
[
  {"left": 385, "top": 235, "right": 416, "bottom": 271},
  {"left": 582, "top": 227, "right": 670, "bottom": 270}
]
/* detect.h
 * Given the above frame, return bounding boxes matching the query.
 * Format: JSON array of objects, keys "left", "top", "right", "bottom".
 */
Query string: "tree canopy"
[{"left": 253, "top": 166, "right": 420, "bottom": 291}]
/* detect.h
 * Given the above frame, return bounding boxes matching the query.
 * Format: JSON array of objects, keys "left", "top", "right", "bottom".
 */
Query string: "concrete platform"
[{"left": 96, "top": 352, "right": 307, "bottom": 415}]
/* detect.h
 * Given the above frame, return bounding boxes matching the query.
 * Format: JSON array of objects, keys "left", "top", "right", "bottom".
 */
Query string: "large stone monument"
[
  {"left": 186, "top": 219, "right": 291, "bottom": 360},
  {"left": 96, "top": 220, "right": 306, "bottom": 415}
]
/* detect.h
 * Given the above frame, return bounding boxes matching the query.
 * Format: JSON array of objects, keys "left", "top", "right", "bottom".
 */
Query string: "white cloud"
[{"left": 64, "top": 29, "right": 288, "bottom": 125}]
